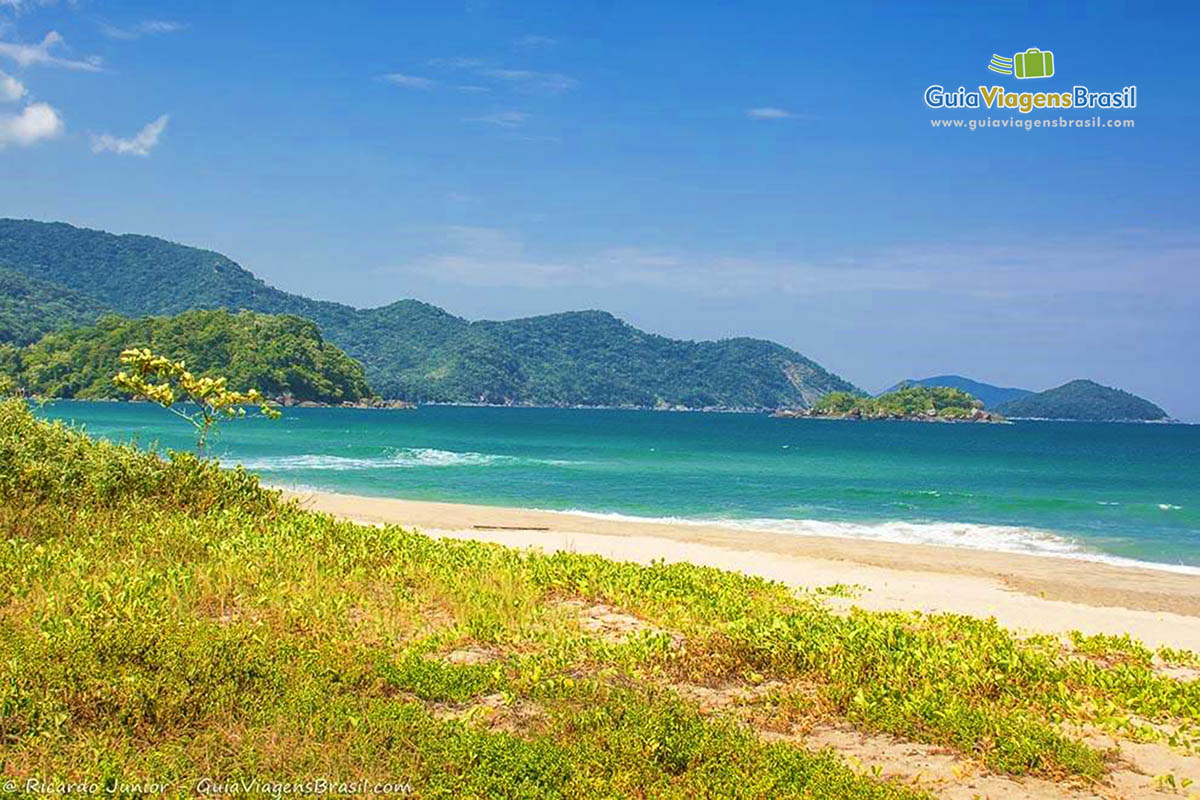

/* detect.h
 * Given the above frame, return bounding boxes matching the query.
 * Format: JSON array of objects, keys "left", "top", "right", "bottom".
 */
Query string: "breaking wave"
[
  {"left": 229, "top": 448, "right": 577, "bottom": 472},
  {"left": 548, "top": 509, "right": 1200, "bottom": 575}
]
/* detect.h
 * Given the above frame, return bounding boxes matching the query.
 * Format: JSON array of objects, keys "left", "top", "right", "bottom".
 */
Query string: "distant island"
[
  {"left": 775, "top": 385, "right": 1002, "bottom": 422},
  {"left": 0, "top": 219, "right": 858, "bottom": 410},
  {"left": 884, "top": 375, "right": 1032, "bottom": 411},
  {"left": 888, "top": 375, "right": 1172, "bottom": 422},
  {"left": 994, "top": 379, "right": 1171, "bottom": 422}
]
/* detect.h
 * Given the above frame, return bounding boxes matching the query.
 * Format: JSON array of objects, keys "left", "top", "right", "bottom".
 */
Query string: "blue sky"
[{"left": 1, "top": 1, "right": 1198, "bottom": 417}]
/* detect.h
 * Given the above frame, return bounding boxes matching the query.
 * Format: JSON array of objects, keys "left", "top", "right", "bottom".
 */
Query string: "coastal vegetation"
[
  {"left": 785, "top": 385, "right": 998, "bottom": 421},
  {"left": 113, "top": 347, "right": 280, "bottom": 451},
  {"left": 0, "top": 219, "right": 858, "bottom": 408},
  {"left": 2, "top": 308, "right": 371, "bottom": 405},
  {"left": 1, "top": 397, "right": 1196, "bottom": 795},
  {"left": 995, "top": 379, "right": 1170, "bottom": 421}
]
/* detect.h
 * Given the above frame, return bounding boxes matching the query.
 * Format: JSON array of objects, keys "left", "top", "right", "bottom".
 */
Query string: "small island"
[
  {"left": 994, "top": 379, "right": 1171, "bottom": 422},
  {"left": 776, "top": 385, "right": 1004, "bottom": 422}
]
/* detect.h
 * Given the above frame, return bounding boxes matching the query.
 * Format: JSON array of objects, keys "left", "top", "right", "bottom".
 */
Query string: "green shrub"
[{"left": 0, "top": 397, "right": 274, "bottom": 513}]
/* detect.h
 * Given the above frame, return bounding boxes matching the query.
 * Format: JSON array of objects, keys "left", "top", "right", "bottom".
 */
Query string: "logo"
[
  {"left": 924, "top": 45, "right": 1136, "bottom": 115},
  {"left": 989, "top": 48, "right": 1055, "bottom": 79}
]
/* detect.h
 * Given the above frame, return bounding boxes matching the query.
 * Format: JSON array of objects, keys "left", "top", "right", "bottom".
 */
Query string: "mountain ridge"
[{"left": 0, "top": 218, "right": 859, "bottom": 408}]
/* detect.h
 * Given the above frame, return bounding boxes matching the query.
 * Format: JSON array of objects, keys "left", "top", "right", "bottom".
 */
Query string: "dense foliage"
[
  {"left": 813, "top": 385, "right": 985, "bottom": 420},
  {"left": 884, "top": 375, "right": 1032, "bottom": 410},
  {"left": 0, "top": 267, "right": 108, "bottom": 346},
  {"left": 995, "top": 379, "right": 1170, "bottom": 421},
  {"left": 0, "top": 398, "right": 270, "bottom": 512},
  {"left": 1, "top": 399, "right": 1197, "bottom": 795},
  {"left": 0, "top": 219, "right": 859, "bottom": 408},
  {"left": 8, "top": 308, "right": 371, "bottom": 403}
]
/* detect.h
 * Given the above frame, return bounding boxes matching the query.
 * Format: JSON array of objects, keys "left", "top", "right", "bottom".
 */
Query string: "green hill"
[
  {"left": 0, "top": 219, "right": 859, "bottom": 408},
  {"left": 0, "top": 267, "right": 109, "bottom": 346},
  {"left": 994, "top": 379, "right": 1169, "bottom": 421},
  {"left": 10, "top": 309, "right": 371, "bottom": 404},
  {"left": 884, "top": 375, "right": 1032, "bottom": 411}
]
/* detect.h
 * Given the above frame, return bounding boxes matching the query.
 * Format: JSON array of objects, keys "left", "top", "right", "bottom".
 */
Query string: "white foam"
[
  {"left": 541, "top": 508, "right": 1200, "bottom": 576},
  {"left": 228, "top": 448, "right": 576, "bottom": 472}
]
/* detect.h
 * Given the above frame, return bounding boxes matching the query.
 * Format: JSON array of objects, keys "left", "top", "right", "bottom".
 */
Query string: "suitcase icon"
[{"left": 1014, "top": 48, "right": 1054, "bottom": 79}]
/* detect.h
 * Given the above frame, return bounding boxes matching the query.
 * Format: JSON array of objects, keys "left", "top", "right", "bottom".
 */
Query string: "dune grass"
[{"left": 1, "top": 398, "right": 1197, "bottom": 797}]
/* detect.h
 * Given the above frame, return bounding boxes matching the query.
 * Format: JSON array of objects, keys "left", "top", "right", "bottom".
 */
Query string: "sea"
[{"left": 36, "top": 402, "right": 1200, "bottom": 573}]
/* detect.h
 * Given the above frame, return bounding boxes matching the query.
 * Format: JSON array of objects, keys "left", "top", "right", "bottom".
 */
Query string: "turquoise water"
[{"left": 37, "top": 402, "right": 1200, "bottom": 572}]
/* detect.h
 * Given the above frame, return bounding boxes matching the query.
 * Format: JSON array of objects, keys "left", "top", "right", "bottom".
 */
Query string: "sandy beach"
[{"left": 283, "top": 489, "right": 1200, "bottom": 652}]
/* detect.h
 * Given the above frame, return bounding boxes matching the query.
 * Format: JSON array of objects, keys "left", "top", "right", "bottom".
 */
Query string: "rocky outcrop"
[{"left": 773, "top": 407, "right": 1004, "bottom": 423}]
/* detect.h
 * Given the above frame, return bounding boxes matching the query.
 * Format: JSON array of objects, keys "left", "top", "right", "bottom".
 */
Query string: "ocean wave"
[
  {"left": 228, "top": 448, "right": 577, "bottom": 472},
  {"left": 546, "top": 509, "right": 1200, "bottom": 575}
]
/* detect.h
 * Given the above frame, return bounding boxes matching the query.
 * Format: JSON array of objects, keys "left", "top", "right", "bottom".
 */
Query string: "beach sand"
[{"left": 283, "top": 489, "right": 1200, "bottom": 651}]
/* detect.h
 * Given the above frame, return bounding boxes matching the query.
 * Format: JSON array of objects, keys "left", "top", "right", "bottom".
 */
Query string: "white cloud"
[
  {"left": 427, "top": 56, "right": 485, "bottom": 69},
  {"left": 428, "top": 57, "right": 578, "bottom": 94},
  {"left": 381, "top": 73, "right": 437, "bottom": 90},
  {"left": 479, "top": 68, "right": 576, "bottom": 93},
  {"left": 0, "top": 100, "right": 62, "bottom": 148},
  {"left": 746, "top": 107, "right": 797, "bottom": 119},
  {"left": 0, "top": 0, "right": 56, "bottom": 13},
  {"left": 91, "top": 113, "right": 169, "bottom": 156},
  {"left": 383, "top": 228, "right": 1200, "bottom": 303},
  {"left": 100, "top": 20, "right": 187, "bottom": 40},
  {"left": 0, "top": 31, "right": 102, "bottom": 71},
  {"left": 0, "top": 69, "right": 23, "bottom": 101},
  {"left": 465, "top": 110, "right": 528, "bottom": 128},
  {"left": 514, "top": 35, "right": 558, "bottom": 48}
]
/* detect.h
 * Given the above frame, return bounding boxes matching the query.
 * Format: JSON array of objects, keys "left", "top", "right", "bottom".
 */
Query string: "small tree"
[{"left": 113, "top": 347, "right": 279, "bottom": 453}]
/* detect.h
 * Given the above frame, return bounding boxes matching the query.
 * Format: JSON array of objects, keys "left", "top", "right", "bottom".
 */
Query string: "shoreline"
[
  {"left": 42, "top": 397, "right": 1193, "bottom": 422},
  {"left": 282, "top": 488, "right": 1200, "bottom": 651}
]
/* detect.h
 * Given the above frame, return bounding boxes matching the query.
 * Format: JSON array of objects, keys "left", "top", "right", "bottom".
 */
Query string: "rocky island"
[{"left": 776, "top": 385, "right": 1004, "bottom": 422}]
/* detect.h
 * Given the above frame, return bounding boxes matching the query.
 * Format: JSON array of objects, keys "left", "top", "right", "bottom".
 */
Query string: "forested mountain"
[
  {"left": 0, "top": 267, "right": 108, "bottom": 346},
  {"left": 884, "top": 375, "right": 1032, "bottom": 411},
  {"left": 994, "top": 380, "right": 1170, "bottom": 421},
  {"left": 9, "top": 309, "right": 371, "bottom": 404},
  {"left": 0, "top": 219, "right": 859, "bottom": 407}
]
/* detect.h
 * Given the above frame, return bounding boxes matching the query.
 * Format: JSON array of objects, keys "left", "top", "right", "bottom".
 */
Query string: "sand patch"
[
  {"left": 442, "top": 645, "right": 500, "bottom": 666},
  {"left": 553, "top": 598, "right": 681, "bottom": 646},
  {"left": 428, "top": 692, "right": 546, "bottom": 735}
]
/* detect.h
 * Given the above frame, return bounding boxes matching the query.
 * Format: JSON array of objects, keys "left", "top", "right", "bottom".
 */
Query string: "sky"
[{"left": 1, "top": 1, "right": 1198, "bottom": 418}]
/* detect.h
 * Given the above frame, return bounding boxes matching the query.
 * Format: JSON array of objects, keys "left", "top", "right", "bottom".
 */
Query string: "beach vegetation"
[
  {"left": 113, "top": 347, "right": 280, "bottom": 452},
  {"left": 1, "top": 398, "right": 1197, "bottom": 795}
]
